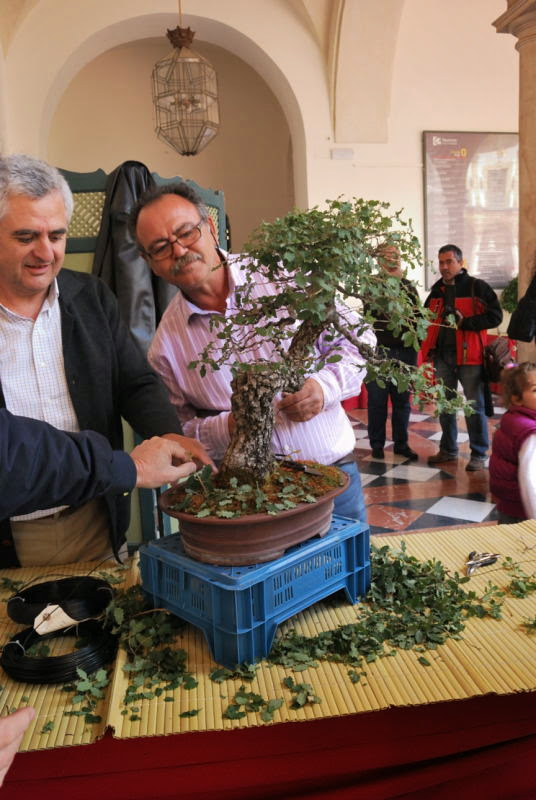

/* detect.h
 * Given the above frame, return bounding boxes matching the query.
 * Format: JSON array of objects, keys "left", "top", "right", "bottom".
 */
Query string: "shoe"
[
  {"left": 466, "top": 455, "right": 487, "bottom": 472},
  {"left": 371, "top": 448, "right": 384, "bottom": 459},
  {"left": 427, "top": 450, "right": 458, "bottom": 465},
  {"left": 394, "top": 446, "right": 418, "bottom": 461}
]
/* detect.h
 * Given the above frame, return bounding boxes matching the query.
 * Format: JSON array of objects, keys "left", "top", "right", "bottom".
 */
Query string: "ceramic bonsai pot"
[{"left": 158, "top": 472, "right": 350, "bottom": 566}]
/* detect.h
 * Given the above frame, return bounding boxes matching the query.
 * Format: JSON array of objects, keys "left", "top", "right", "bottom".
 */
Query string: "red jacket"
[{"left": 421, "top": 269, "right": 502, "bottom": 365}]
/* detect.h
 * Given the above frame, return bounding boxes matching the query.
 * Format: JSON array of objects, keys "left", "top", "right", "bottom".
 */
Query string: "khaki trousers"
[{"left": 11, "top": 499, "right": 123, "bottom": 567}]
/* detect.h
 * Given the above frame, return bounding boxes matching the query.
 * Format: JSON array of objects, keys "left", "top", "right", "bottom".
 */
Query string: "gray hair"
[{"left": 0, "top": 154, "right": 74, "bottom": 221}]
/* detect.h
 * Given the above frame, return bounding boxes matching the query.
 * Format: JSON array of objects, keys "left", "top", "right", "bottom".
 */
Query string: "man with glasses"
[
  {"left": 0, "top": 155, "right": 212, "bottom": 568},
  {"left": 131, "top": 184, "right": 375, "bottom": 522}
]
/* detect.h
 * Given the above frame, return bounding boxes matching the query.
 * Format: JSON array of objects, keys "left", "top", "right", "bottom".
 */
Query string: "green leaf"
[
  {"left": 266, "top": 698, "right": 284, "bottom": 713},
  {"left": 196, "top": 508, "right": 212, "bottom": 518},
  {"left": 223, "top": 704, "right": 246, "bottom": 720},
  {"left": 41, "top": 721, "right": 55, "bottom": 734}
]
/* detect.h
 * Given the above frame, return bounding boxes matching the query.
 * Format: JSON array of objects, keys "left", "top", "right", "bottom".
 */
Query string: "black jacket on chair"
[{"left": 93, "top": 160, "right": 177, "bottom": 353}]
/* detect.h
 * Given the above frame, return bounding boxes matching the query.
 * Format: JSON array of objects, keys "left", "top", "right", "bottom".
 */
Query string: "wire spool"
[
  {"left": 0, "top": 620, "right": 118, "bottom": 684},
  {"left": 7, "top": 576, "right": 114, "bottom": 626}
]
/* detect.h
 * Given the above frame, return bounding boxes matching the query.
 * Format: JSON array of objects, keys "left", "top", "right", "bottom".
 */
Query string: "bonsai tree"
[{"left": 187, "top": 197, "right": 465, "bottom": 493}]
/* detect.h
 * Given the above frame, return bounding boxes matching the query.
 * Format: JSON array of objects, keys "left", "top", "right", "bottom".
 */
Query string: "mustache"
[{"left": 170, "top": 252, "right": 203, "bottom": 275}]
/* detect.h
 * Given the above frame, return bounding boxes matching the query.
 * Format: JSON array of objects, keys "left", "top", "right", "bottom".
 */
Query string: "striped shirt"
[
  {"left": 0, "top": 280, "right": 79, "bottom": 519},
  {"left": 148, "top": 256, "right": 376, "bottom": 465}
]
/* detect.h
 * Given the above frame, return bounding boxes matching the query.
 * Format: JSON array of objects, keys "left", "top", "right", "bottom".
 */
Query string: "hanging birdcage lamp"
[{"left": 152, "top": 9, "right": 220, "bottom": 156}]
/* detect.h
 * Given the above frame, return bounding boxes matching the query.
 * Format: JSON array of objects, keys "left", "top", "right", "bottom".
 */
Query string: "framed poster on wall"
[{"left": 423, "top": 131, "right": 518, "bottom": 289}]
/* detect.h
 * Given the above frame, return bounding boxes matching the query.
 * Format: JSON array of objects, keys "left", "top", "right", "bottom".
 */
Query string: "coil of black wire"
[
  {"left": 7, "top": 576, "right": 114, "bottom": 625},
  {"left": 0, "top": 620, "right": 118, "bottom": 684}
]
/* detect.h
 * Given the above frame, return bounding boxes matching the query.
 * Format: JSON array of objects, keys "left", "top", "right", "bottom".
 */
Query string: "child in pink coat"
[{"left": 490, "top": 362, "right": 536, "bottom": 523}]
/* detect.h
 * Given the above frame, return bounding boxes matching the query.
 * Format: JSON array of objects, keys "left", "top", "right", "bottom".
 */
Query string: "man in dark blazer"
[{"left": 0, "top": 154, "right": 210, "bottom": 567}]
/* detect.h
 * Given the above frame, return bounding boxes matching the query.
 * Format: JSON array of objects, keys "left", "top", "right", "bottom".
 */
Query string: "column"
[{"left": 494, "top": 1, "right": 536, "bottom": 360}]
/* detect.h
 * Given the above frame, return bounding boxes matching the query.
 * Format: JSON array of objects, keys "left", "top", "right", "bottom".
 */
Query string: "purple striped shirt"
[{"left": 148, "top": 256, "right": 376, "bottom": 464}]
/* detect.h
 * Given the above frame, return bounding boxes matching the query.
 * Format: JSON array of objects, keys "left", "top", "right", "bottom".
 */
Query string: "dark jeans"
[
  {"left": 497, "top": 511, "right": 524, "bottom": 524},
  {"left": 367, "top": 346, "right": 418, "bottom": 450},
  {"left": 433, "top": 352, "right": 489, "bottom": 458},
  {"left": 333, "top": 461, "right": 367, "bottom": 524}
]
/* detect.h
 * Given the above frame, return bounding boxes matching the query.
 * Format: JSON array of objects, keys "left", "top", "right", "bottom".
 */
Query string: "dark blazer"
[
  {"left": 0, "top": 269, "right": 182, "bottom": 564},
  {"left": 507, "top": 274, "right": 536, "bottom": 343},
  {"left": 0, "top": 409, "right": 136, "bottom": 520}
]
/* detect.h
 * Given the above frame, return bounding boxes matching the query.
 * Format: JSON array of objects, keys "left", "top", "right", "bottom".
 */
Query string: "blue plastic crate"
[{"left": 139, "top": 515, "right": 370, "bottom": 669}]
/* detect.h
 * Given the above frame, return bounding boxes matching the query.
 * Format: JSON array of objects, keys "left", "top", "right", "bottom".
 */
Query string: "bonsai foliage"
[{"left": 190, "top": 198, "right": 465, "bottom": 486}]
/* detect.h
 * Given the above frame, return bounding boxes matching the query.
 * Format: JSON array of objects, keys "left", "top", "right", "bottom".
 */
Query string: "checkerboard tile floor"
[{"left": 349, "top": 402, "right": 505, "bottom": 535}]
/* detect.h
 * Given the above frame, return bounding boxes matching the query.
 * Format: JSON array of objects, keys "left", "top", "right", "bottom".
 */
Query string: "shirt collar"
[{"left": 0, "top": 278, "right": 59, "bottom": 320}]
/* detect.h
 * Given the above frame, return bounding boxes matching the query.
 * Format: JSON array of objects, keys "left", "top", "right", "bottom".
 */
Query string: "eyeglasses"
[{"left": 143, "top": 221, "right": 203, "bottom": 261}]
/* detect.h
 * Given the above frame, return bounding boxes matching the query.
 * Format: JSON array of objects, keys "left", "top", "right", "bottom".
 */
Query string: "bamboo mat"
[{"left": 1, "top": 522, "right": 536, "bottom": 752}]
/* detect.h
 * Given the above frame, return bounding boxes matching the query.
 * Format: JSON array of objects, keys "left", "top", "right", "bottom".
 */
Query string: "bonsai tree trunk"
[
  {"left": 219, "top": 369, "right": 283, "bottom": 485},
  {"left": 219, "top": 317, "right": 329, "bottom": 486}
]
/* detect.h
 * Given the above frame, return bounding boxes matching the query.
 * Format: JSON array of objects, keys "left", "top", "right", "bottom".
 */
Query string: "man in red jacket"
[{"left": 421, "top": 244, "right": 502, "bottom": 471}]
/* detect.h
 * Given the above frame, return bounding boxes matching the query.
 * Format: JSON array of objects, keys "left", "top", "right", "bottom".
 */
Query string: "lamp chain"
[{"left": 178, "top": 0, "right": 182, "bottom": 26}]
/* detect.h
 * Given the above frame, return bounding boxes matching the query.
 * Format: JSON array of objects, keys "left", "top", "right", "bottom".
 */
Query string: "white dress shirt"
[{"left": 0, "top": 281, "right": 79, "bottom": 519}]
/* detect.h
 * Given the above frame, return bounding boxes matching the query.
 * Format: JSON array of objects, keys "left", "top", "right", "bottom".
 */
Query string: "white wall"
[{"left": 306, "top": 0, "right": 518, "bottom": 293}]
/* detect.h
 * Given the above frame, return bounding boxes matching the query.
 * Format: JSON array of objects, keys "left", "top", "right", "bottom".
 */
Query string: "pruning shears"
[
  {"left": 274, "top": 455, "right": 324, "bottom": 476},
  {"left": 465, "top": 550, "right": 500, "bottom": 577}
]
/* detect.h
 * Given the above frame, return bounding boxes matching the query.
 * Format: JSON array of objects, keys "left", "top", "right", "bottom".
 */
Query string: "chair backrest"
[{"left": 59, "top": 166, "right": 227, "bottom": 255}]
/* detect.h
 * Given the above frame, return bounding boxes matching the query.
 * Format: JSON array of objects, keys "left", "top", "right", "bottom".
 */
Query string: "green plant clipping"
[
  {"left": 40, "top": 720, "right": 55, "bottom": 734},
  {"left": 223, "top": 685, "right": 284, "bottom": 722},
  {"left": 269, "top": 542, "right": 505, "bottom": 673}
]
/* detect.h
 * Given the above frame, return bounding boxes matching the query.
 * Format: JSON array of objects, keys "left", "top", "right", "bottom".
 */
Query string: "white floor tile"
[
  {"left": 408, "top": 413, "right": 429, "bottom": 422},
  {"left": 425, "top": 496, "right": 495, "bottom": 522},
  {"left": 429, "top": 431, "right": 469, "bottom": 443},
  {"left": 353, "top": 429, "right": 369, "bottom": 440},
  {"left": 382, "top": 464, "right": 440, "bottom": 482},
  {"left": 359, "top": 473, "right": 378, "bottom": 487}
]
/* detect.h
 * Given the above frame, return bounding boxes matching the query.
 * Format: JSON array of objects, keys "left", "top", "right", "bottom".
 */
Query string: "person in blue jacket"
[
  {"left": 0, "top": 410, "right": 199, "bottom": 786},
  {"left": 0, "top": 408, "right": 198, "bottom": 519}
]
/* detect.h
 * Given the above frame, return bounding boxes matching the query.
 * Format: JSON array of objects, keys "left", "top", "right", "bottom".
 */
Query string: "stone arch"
[
  {"left": 4, "top": 3, "right": 330, "bottom": 206},
  {"left": 333, "top": 0, "right": 404, "bottom": 143}
]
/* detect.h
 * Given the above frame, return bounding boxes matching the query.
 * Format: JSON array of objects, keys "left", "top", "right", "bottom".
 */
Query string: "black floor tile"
[{"left": 404, "top": 513, "right": 472, "bottom": 531}]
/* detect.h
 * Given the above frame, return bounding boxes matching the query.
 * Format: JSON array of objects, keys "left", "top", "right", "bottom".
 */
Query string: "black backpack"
[{"left": 483, "top": 337, "right": 513, "bottom": 383}]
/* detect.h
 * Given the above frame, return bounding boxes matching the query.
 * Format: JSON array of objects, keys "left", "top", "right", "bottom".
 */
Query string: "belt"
[{"left": 331, "top": 454, "right": 356, "bottom": 467}]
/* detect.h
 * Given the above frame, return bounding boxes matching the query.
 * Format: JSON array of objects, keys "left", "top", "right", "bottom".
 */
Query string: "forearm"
[
  {"left": 518, "top": 436, "right": 536, "bottom": 519},
  {"left": 0, "top": 411, "right": 136, "bottom": 518}
]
